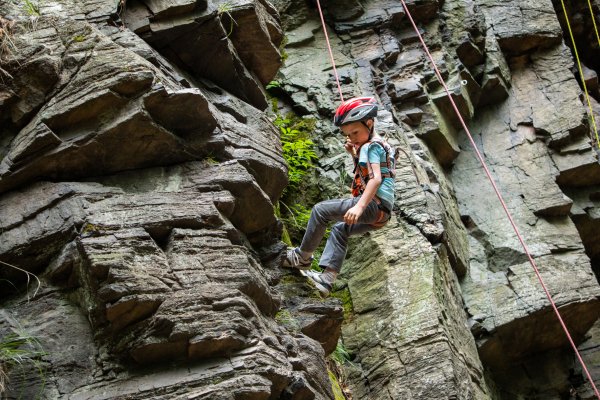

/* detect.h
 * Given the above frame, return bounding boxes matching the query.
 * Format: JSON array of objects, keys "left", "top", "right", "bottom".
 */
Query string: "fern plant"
[
  {"left": 273, "top": 114, "right": 317, "bottom": 191},
  {"left": 271, "top": 112, "right": 319, "bottom": 246}
]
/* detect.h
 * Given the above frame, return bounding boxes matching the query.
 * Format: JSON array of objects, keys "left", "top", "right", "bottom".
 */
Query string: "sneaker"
[
  {"left": 282, "top": 247, "right": 313, "bottom": 270},
  {"left": 301, "top": 269, "right": 333, "bottom": 297}
]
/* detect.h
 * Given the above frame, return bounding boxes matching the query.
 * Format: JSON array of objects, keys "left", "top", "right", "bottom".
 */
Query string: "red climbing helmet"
[{"left": 333, "top": 97, "right": 378, "bottom": 126}]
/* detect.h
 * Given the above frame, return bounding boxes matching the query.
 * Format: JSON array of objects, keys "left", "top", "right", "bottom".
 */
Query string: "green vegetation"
[
  {"left": 328, "top": 369, "right": 346, "bottom": 400},
  {"left": 279, "top": 36, "right": 288, "bottom": 63},
  {"left": 0, "top": 330, "right": 46, "bottom": 397},
  {"left": 330, "top": 340, "right": 353, "bottom": 366},
  {"left": 274, "top": 114, "right": 317, "bottom": 192},
  {"left": 327, "top": 340, "right": 354, "bottom": 400},
  {"left": 22, "top": 0, "right": 40, "bottom": 16},
  {"left": 266, "top": 80, "right": 281, "bottom": 91},
  {"left": 330, "top": 287, "right": 353, "bottom": 320},
  {"left": 274, "top": 309, "right": 300, "bottom": 331},
  {"left": 270, "top": 108, "right": 320, "bottom": 249},
  {"left": 217, "top": 2, "right": 237, "bottom": 39}
]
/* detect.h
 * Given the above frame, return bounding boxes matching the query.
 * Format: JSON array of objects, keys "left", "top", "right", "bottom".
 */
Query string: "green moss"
[
  {"left": 328, "top": 369, "right": 346, "bottom": 400},
  {"left": 269, "top": 96, "right": 279, "bottom": 114},
  {"left": 80, "top": 222, "right": 101, "bottom": 235},
  {"left": 281, "top": 225, "right": 292, "bottom": 247},
  {"left": 72, "top": 34, "right": 86, "bottom": 42},
  {"left": 279, "top": 35, "right": 289, "bottom": 63},
  {"left": 279, "top": 274, "right": 301, "bottom": 285},
  {"left": 274, "top": 309, "right": 300, "bottom": 331},
  {"left": 331, "top": 287, "right": 354, "bottom": 320}
]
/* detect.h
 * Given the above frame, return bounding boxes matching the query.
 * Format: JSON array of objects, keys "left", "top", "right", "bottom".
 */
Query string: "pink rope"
[
  {"left": 398, "top": 0, "right": 600, "bottom": 397},
  {"left": 315, "top": 0, "right": 344, "bottom": 102}
]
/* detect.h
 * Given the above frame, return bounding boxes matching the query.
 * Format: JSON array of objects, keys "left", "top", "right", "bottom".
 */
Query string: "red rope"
[
  {"left": 315, "top": 0, "right": 344, "bottom": 102},
  {"left": 397, "top": 0, "right": 600, "bottom": 396}
]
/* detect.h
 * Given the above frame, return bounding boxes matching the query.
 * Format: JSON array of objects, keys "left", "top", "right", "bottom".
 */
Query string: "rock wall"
[
  {"left": 272, "top": 0, "right": 600, "bottom": 398},
  {"left": 1, "top": 0, "right": 600, "bottom": 399},
  {"left": 0, "top": 1, "right": 339, "bottom": 399}
]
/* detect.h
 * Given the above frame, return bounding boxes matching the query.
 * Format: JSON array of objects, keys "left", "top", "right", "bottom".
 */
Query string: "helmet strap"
[{"left": 362, "top": 120, "right": 375, "bottom": 139}]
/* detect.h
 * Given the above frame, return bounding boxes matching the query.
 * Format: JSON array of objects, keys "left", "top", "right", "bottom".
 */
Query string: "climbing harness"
[
  {"left": 399, "top": 0, "right": 600, "bottom": 396},
  {"left": 351, "top": 139, "right": 396, "bottom": 198},
  {"left": 560, "top": 0, "right": 600, "bottom": 149},
  {"left": 351, "top": 139, "right": 396, "bottom": 228},
  {"left": 315, "top": 0, "right": 600, "bottom": 394}
]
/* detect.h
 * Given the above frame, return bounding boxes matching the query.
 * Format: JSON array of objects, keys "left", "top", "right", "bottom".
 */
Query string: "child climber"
[{"left": 282, "top": 97, "right": 396, "bottom": 296}]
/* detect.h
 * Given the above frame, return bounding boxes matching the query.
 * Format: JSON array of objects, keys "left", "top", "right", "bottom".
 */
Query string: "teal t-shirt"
[{"left": 359, "top": 142, "right": 395, "bottom": 211}]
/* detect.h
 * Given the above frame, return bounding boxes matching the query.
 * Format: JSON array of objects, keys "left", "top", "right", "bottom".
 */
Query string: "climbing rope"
[
  {"left": 589, "top": 0, "right": 600, "bottom": 50},
  {"left": 313, "top": 0, "right": 600, "bottom": 393},
  {"left": 560, "top": 0, "right": 600, "bottom": 149},
  {"left": 397, "top": 0, "right": 600, "bottom": 396},
  {"left": 315, "top": 0, "right": 344, "bottom": 101}
]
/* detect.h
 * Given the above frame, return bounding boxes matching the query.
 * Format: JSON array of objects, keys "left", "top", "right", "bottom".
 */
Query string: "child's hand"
[
  {"left": 344, "top": 139, "right": 356, "bottom": 155},
  {"left": 344, "top": 204, "right": 365, "bottom": 225}
]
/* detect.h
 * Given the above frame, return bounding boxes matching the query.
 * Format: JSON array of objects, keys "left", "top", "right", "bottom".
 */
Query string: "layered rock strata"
[
  {"left": 1, "top": 0, "right": 600, "bottom": 398},
  {"left": 272, "top": 0, "right": 600, "bottom": 398},
  {"left": 0, "top": 0, "right": 341, "bottom": 398}
]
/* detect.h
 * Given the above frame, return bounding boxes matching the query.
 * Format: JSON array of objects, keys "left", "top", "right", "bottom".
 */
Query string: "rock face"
[
  {"left": 0, "top": 1, "right": 338, "bottom": 399},
  {"left": 2, "top": 0, "right": 600, "bottom": 399},
  {"left": 270, "top": 0, "right": 600, "bottom": 398}
]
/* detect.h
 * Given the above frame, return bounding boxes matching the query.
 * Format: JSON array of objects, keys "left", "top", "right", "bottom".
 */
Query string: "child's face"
[{"left": 341, "top": 120, "right": 371, "bottom": 146}]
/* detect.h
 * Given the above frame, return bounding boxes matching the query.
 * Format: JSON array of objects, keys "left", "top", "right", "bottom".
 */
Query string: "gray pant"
[{"left": 299, "top": 196, "right": 386, "bottom": 273}]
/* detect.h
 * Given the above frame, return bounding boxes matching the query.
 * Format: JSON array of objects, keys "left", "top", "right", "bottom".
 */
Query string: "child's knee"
[{"left": 312, "top": 201, "right": 330, "bottom": 218}]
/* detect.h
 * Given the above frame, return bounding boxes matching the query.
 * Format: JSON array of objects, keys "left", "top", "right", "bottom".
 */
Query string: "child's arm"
[{"left": 344, "top": 162, "right": 382, "bottom": 225}]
